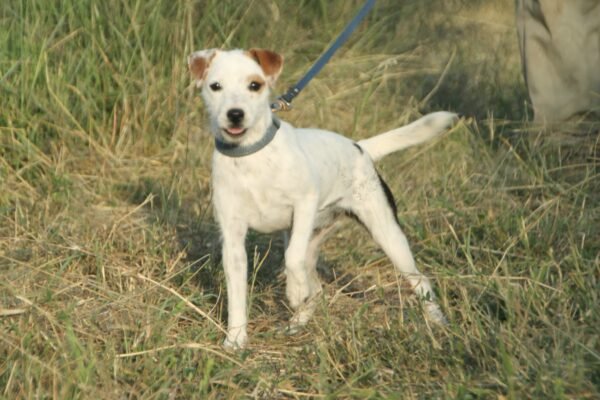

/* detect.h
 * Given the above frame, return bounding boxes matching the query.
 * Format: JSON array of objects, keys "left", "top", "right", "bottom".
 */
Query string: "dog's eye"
[
  {"left": 209, "top": 82, "right": 222, "bottom": 92},
  {"left": 248, "top": 81, "right": 262, "bottom": 92}
]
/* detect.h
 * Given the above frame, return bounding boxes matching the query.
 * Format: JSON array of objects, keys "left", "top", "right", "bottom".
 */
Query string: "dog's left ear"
[
  {"left": 248, "top": 48, "right": 284, "bottom": 85},
  {"left": 188, "top": 49, "right": 216, "bottom": 88}
]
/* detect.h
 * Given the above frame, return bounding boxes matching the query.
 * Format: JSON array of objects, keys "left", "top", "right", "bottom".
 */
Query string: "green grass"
[{"left": 1, "top": 0, "right": 599, "bottom": 398}]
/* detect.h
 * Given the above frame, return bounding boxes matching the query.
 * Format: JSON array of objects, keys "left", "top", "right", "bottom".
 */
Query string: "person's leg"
[{"left": 516, "top": 0, "right": 600, "bottom": 123}]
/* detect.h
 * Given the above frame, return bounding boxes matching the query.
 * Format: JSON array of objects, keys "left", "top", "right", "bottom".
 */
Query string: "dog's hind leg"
[{"left": 348, "top": 174, "right": 447, "bottom": 325}]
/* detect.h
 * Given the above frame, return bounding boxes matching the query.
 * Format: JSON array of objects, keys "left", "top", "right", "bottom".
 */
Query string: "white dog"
[{"left": 188, "top": 48, "right": 457, "bottom": 349}]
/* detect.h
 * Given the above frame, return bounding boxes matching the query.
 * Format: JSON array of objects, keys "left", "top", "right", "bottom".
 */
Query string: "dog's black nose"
[{"left": 227, "top": 108, "right": 245, "bottom": 125}]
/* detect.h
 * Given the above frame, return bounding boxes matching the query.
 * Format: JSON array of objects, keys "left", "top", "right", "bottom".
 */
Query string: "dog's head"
[{"left": 188, "top": 49, "right": 284, "bottom": 144}]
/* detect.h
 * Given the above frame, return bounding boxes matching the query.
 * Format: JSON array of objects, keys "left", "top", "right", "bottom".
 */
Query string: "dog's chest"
[{"left": 213, "top": 154, "right": 305, "bottom": 233}]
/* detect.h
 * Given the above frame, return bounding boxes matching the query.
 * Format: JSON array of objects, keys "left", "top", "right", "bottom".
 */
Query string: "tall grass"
[{"left": 1, "top": 0, "right": 598, "bottom": 398}]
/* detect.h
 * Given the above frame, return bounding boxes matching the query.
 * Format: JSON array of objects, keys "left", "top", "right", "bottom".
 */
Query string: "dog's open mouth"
[{"left": 223, "top": 126, "right": 247, "bottom": 136}]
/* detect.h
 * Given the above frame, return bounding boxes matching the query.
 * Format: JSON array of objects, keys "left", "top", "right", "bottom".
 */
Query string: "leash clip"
[
  {"left": 271, "top": 87, "right": 299, "bottom": 112},
  {"left": 271, "top": 97, "right": 293, "bottom": 112}
]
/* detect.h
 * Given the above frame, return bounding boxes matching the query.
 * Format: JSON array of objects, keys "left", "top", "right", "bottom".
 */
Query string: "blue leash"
[{"left": 271, "top": 0, "right": 377, "bottom": 112}]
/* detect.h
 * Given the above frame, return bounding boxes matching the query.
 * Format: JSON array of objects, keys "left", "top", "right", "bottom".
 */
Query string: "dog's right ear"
[{"left": 188, "top": 49, "right": 216, "bottom": 88}]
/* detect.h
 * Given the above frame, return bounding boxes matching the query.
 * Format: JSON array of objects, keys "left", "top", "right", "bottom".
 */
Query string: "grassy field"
[{"left": 1, "top": 0, "right": 599, "bottom": 398}]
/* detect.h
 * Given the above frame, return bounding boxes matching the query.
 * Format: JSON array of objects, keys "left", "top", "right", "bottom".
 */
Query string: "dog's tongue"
[{"left": 226, "top": 127, "right": 245, "bottom": 135}]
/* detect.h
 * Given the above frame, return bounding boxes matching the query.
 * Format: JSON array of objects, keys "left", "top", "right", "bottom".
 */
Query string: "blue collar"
[{"left": 214, "top": 117, "right": 280, "bottom": 158}]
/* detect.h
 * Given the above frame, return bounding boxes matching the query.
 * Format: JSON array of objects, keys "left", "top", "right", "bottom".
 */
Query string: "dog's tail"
[{"left": 358, "top": 112, "right": 458, "bottom": 162}]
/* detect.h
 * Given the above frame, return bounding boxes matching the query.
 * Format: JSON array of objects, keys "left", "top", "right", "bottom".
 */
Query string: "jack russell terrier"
[{"left": 188, "top": 48, "right": 457, "bottom": 348}]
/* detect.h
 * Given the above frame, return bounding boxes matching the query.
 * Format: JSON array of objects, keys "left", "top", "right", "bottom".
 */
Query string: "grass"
[{"left": 1, "top": 0, "right": 599, "bottom": 398}]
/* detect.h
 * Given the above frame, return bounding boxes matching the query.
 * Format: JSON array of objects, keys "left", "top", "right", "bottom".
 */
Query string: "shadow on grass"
[
  {"left": 114, "top": 175, "right": 397, "bottom": 325},
  {"left": 117, "top": 176, "right": 288, "bottom": 296}
]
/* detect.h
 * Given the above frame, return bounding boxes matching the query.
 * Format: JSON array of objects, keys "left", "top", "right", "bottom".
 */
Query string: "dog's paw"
[
  {"left": 290, "top": 290, "right": 322, "bottom": 326},
  {"left": 284, "top": 323, "right": 305, "bottom": 336},
  {"left": 223, "top": 337, "right": 246, "bottom": 350},
  {"left": 424, "top": 301, "right": 449, "bottom": 326},
  {"left": 285, "top": 274, "right": 311, "bottom": 310},
  {"left": 223, "top": 330, "right": 248, "bottom": 350},
  {"left": 288, "top": 307, "right": 313, "bottom": 333}
]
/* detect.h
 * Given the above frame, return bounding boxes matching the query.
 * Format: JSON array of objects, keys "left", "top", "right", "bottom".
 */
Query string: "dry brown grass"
[{"left": 1, "top": 0, "right": 599, "bottom": 398}]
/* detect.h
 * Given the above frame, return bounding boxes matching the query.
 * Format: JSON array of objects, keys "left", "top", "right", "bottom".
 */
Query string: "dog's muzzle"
[{"left": 224, "top": 108, "right": 247, "bottom": 136}]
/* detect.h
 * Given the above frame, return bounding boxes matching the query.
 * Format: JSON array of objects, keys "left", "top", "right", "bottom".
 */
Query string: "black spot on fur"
[
  {"left": 353, "top": 142, "right": 364, "bottom": 154},
  {"left": 377, "top": 173, "right": 398, "bottom": 222}
]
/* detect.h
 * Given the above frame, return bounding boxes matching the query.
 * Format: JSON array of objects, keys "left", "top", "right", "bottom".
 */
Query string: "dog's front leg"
[
  {"left": 285, "top": 197, "right": 319, "bottom": 310},
  {"left": 221, "top": 223, "right": 249, "bottom": 349}
]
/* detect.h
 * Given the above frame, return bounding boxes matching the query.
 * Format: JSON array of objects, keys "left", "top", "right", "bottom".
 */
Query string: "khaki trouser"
[{"left": 516, "top": 0, "right": 600, "bottom": 122}]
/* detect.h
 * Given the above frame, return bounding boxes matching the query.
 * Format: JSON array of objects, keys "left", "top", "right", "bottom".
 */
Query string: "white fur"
[{"left": 189, "top": 49, "right": 457, "bottom": 349}]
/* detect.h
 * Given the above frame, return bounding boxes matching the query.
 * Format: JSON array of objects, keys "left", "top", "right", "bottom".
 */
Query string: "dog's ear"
[
  {"left": 188, "top": 49, "right": 216, "bottom": 88},
  {"left": 248, "top": 48, "right": 284, "bottom": 85}
]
